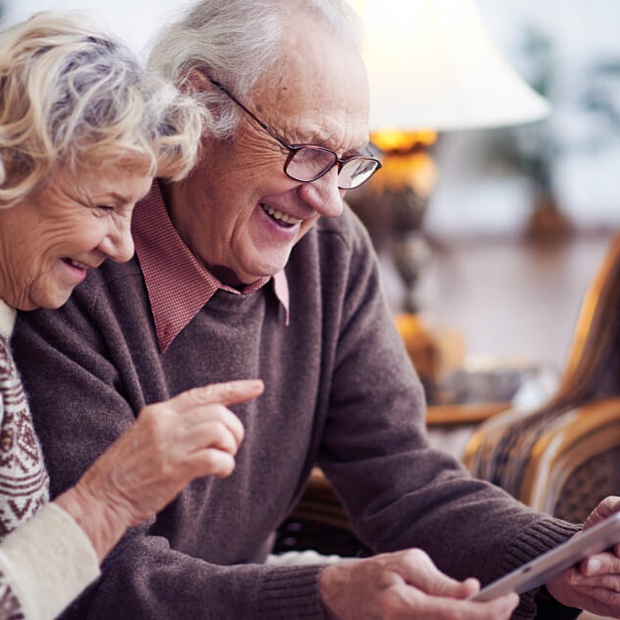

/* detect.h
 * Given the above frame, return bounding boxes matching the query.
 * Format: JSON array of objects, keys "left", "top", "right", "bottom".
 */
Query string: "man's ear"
[{"left": 179, "top": 68, "right": 213, "bottom": 96}]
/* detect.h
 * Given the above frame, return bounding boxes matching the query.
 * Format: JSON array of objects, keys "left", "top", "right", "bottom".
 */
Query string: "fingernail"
[{"left": 586, "top": 558, "right": 602, "bottom": 574}]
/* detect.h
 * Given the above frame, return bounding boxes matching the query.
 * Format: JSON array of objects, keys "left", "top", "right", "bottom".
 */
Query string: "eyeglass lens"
[
  {"left": 286, "top": 146, "right": 379, "bottom": 189},
  {"left": 338, "top": 158, "right": 380, "bottom": 189}
]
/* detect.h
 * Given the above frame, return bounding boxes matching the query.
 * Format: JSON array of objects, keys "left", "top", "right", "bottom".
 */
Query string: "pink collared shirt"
[{"left": 132, "top": 181, "right": 289, "bottom": 352}]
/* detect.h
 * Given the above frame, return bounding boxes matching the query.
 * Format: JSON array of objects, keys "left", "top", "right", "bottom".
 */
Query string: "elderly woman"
[{"left": 0, "top": 11, "right": 262, "bottom": 620}]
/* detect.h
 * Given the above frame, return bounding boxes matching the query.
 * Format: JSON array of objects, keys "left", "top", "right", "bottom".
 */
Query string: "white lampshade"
[{"left": 350, "top": 0, "right": 551, "bottom": 132}]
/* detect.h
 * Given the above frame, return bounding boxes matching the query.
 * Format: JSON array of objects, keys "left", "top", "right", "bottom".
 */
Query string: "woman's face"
[{"left": 0, "top": 163, "right": 152, "bottom": 310}]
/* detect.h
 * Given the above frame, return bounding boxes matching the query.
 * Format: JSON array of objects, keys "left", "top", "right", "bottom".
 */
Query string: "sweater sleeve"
[{"left": 0, "top": 503, "right": 99, "bottom": 620}]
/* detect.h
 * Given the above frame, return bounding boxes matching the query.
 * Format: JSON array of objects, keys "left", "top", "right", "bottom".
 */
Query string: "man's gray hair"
[{"left": 147, "top": 0, "right": 362, "bottom": 139}]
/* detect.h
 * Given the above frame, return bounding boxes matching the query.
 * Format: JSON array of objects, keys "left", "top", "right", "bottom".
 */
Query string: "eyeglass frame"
[{"left": 200, "top": 72, "right": 382, "bottom": 190}]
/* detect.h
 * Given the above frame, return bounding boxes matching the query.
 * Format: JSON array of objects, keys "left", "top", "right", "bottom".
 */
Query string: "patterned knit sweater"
[
  {"left": 14, "top": 200, "right": 581, "bottom": 619},
  {"left": 0, "top": 301, "right": 99, "bottom": 619},
  {"left": 0, "top": 308, "right": 49, "bottom": 538}
]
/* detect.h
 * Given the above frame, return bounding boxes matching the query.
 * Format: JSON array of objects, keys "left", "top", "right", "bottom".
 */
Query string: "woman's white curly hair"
[{"left": 0, "top": 11, "right": 209, "bottom": 209}]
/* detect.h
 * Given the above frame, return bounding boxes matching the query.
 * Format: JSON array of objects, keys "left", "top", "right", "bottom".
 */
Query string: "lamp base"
[
  {"left": 525, "top": 191, "right": 573, "bottom": 241},
  {"left": 395, "top": 312, "right": 441, "bottom": 404}
]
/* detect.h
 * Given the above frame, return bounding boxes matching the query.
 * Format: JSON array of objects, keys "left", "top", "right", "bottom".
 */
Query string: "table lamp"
[{"left": 346, "top": 0, "right": 551, "bottom": 402}]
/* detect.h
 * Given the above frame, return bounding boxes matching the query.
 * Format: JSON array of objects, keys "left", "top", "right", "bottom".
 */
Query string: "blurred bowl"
[{"left": 440, "top": 356, "right": 537, "bottom": 404}]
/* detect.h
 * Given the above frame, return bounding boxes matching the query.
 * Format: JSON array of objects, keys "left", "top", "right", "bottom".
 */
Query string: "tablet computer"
[{"left": 470, "top": 512, "right": 620, "bottom": 602}]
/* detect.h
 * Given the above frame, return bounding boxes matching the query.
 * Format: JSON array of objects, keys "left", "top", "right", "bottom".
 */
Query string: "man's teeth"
[
  {"left": 65, "top": 258, "right": 88, "bottom": 269},
  {"left": 262, "top": 205, "right": 302, "bottom": 225}
]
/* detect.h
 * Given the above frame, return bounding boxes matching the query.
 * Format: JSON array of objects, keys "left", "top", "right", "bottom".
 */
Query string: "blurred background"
[
  {"left": 3, "top": 0, "right": 620, "bottom": 406},
  {"left": 434, "top": 0, "right": 620, "bottom": 236}
]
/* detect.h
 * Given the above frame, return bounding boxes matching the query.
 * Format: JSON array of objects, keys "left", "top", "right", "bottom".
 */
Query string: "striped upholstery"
[{"left": 464, "top": 234, "right": 620, "bottom": 520}]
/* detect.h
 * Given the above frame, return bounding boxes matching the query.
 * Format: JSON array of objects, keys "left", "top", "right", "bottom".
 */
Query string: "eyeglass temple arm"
[{"left": 201, "top": 73, "right": 291, "bottom": 150}]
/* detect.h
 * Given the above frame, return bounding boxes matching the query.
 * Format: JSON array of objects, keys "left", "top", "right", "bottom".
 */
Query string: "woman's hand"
[
  {"left": 55, "top": 379, "right": 263, "bottom": 561},
  {"left": 546, "top": 497, "right": 620, "bottom": 618}
]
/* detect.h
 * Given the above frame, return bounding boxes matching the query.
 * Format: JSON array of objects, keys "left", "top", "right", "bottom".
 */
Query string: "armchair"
[{"left": 464, "top": 233, "right": 620, "bottom": 522}]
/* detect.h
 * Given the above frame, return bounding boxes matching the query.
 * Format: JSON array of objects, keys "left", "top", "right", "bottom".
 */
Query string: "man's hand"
[
  {"left": 547, "top": 496, "right": 620, "bottom": 617},
  {"left": 319, "top": 548, "right": 519, "bottom": 619}
]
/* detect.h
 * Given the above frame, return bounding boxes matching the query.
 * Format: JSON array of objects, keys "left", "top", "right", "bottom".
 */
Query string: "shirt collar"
[{"left": 133, "top": 181, "right": 289, "bottom": 353}]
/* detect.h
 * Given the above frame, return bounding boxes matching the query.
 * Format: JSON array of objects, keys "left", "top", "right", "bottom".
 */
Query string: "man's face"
[{"left": 168, "top": 16, "right": 370, "bottom": 286}]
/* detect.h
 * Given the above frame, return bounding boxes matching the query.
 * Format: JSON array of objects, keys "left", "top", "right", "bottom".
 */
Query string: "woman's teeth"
[{"left": 262, "top": 204, "right": 302, "bottom": 226}]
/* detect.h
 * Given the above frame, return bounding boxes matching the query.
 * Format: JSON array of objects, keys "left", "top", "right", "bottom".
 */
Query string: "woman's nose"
[{"left": 99, "top": 218, "right": 135, "bottom": 263}]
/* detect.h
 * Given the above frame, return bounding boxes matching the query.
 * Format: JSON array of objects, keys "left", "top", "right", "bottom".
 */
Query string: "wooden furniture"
[{"left": 463, "top": 233, "right": 620, "bottom": 522}]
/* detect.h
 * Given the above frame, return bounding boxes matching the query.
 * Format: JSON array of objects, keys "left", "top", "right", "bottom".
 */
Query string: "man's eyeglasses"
[{"left": 204, "top": 75, "right": 382, "bottom": 190}]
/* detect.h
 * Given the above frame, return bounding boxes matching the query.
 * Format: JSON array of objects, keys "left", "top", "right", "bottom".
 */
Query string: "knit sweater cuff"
[
  {"left": 499, "top": 517, "right": 582, "bottom": 619},
  {"left": 258, "top": 564, "right": 325, "bottom": 619},
  {"left": 0, "top": 502, "right": 100, "bottom": 620}
]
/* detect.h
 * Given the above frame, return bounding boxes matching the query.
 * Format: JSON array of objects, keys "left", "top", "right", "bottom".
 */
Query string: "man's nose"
[{"left": 297, "top": 167, "right": 344, "bottom": 219}]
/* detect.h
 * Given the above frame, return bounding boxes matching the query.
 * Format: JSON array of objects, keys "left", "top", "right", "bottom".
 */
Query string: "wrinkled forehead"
[{"left": 256, "top": 15, "right": 370, "bottom": 152}]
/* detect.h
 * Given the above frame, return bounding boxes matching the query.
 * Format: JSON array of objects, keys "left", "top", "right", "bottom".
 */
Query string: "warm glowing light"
[
  {"left": 367, "top": 130, "right": 439, "bottom": 196},
  {"left": 369, "top": 151, "right": 438, "bottom": 197},
  {"left": 371, "top": 129, "right": 437, "bottom": 152}
]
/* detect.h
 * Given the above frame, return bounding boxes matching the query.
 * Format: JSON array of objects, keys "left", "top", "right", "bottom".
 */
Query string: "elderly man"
[{"left": 13, "top": 1, "right": 620, "bottom": 618}]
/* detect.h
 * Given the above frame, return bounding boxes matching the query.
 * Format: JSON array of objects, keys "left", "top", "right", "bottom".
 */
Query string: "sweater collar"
[{"left": 133, "top": 180, "right": 289, "bottom": 353}]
